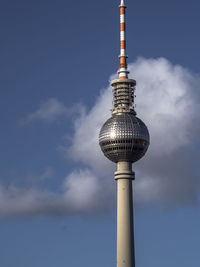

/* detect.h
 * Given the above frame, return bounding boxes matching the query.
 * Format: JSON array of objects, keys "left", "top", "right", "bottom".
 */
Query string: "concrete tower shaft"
[{"left": 115, "top": 162, "right": 135, "bottom": 267}]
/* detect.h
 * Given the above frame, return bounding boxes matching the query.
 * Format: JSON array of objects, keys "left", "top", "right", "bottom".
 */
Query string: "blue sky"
[{"left": 0, "top": 0, "right": 200, "bottom": 266}]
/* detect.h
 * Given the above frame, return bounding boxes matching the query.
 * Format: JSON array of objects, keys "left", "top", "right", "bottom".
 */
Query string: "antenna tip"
[{"left": 120, "top": 0, "right": 126, "bottom": 7}]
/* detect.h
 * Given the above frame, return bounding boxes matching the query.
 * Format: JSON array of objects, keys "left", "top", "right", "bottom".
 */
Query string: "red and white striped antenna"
[{"left": 118, "top": 0, "right": 129, "bottom": 79}]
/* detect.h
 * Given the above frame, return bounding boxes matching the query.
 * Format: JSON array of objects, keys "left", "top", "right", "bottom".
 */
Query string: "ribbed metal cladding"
[
  {"left": 111, "top": 79, "right": 136, "bottom": 114},
  {"left": 99, "top": 113, "right": 150, "bottom": 163}
]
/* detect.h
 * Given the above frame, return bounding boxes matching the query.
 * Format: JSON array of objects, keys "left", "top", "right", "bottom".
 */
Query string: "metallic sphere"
[{"left": 99, "top": 113, "right": 150, "bottom": 163}]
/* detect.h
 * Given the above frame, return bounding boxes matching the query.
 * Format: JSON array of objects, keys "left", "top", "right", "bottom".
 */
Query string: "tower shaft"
[
  {"left": 115, "top": 162, "right": 135, "bottom": 267},
  {"left": 99, "top": 1, "right": 150, "bottom": 267}
]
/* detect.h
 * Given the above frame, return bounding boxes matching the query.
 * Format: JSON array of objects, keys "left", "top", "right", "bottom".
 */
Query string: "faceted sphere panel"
[{"left": 99, "top": 113, "right": 150, "bottom": 163}]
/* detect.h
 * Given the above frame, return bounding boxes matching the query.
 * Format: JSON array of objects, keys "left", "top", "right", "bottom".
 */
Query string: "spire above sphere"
[
  {"left": 118, "top": 0, "right": 128, "bottom": 79},
  {"left": 120, "top": 0, "right": 126, "bottom": 7}
]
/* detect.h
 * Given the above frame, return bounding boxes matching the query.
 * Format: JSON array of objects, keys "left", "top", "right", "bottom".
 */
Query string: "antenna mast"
[{"left": 119, "top": 0, "right": 129, "bottom": 79}]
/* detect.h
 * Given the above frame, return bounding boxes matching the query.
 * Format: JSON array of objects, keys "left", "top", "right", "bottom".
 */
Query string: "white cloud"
[
  {"left": 0, "top": 185, "right": 56, "bottom": 219},
  {"left": 1, "top": 57, "right": 200, "bottom": 219},
  {"left": 23, "top": 98, "right": 67, "bottom": 123},
  {"left": 66, "top": 57, "right": 200, "bottom": 208},
  {"left": 67, "top": 86, "right": 113, "bottom": 173},
  {"left": 20, "top": 98, "right": 83, "bottom": 124},
  {"left": 0, "top": 169, "right": 112, "bottom": 219},
  {"left": 130, "top": 58, "right": 199, "bottom": 154},
  {"left": 63, "top": 169, "right": 100, "bottom": 210}
]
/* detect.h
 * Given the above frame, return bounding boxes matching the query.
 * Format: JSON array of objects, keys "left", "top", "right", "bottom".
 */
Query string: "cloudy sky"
[{"left": 0, "top": 0, "right": 200, "bottom": 266}]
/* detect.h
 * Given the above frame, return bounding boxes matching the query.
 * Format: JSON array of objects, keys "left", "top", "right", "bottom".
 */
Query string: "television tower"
[{"left": 99, "top": 1, "right": 150, "bottom": 267}]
